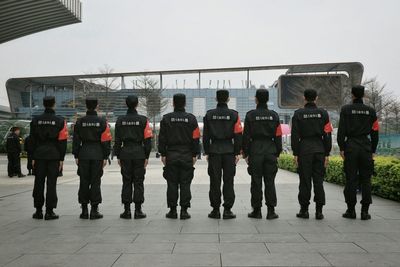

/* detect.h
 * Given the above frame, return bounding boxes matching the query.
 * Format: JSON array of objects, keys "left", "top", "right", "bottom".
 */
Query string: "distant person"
[
  {"left": 24, "top": 135, "right": 34, "bottom": 175},
  {"left": 73, "top": 97, "right": 112, "bottom": 220},
  {"left": 114, "top": 95, "right": 152, "bottom": 219},
  {"left": 158, "top": 94, "right": 200, "bottom": 220},
  {"left": 203, "top": 90, "right": 243, "bottom": 219},
  {"left": 337, "top": 85, "right": 379, "bottom": 220},
  {"left": 242, "top": 89, "right": 282, "bottom": 220},
  {"left": 6, "top": 127, "right": 25, "bottom": 178},
  {"left": 30, "top": 96, "right": 68, "bottom": 220},
  {"left": 291, "top": 89, "right": 332, "bottom": 220}
]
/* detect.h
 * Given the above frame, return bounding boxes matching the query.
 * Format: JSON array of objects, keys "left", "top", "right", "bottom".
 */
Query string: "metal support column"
[
  {"left": 29, "top": 84, "right": 32, "bottom": 118},
  {"left": 160, "top": 73, "right": 163, "bottom": 89},
  {"left": 198, "top": 72, "right": 201, "bottom": 89},
  {"left": 72, "top": 80, "right": 76, "bottom": 109},
  {"left": 246, "top": 69, "right": 250, "bottom": 88}
]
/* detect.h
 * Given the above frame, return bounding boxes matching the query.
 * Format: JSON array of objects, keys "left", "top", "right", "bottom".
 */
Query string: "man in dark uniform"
[
  {"left": 24, "top": 135, "right": 34, "bottom": 175},
  {"left": 242, "top": 89, "right": 282, "bottom": 220},
  {"left": 203, "top": 89, "right": 243, "bottom": 219},
  {"left": 6, "top": 127, "right": 24, "bottom": 178},
  {"left": 338, "top": 85, "right": 379, "bottom": 220},
  {"left": 114, "top": 95, "right": 152, "bottom": 219},
  {"left": 291, "top": 89, "right": 332, "bottom": 220},
  {"left": 158, "top": 94, "right": 200, "bottom": 220},
  {"left": 73, "top": 97, "right": 112, "bottom": 220},
  {"left": 30, "top": 96, "right": 68, "bottom": 220}
]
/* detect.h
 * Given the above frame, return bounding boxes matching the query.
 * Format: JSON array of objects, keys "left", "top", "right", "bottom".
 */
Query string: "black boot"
[
  {"left": 90, "top": 204, "right": 103, "bottom": 220},
  {"left": 296, "top": 206, "right": 309, "bottom": 219},
  {"left": 248, "top": 207, "right": 262, "bottom": 219},
  {"left": 180, "top": 207, "right": 191, "bottom": 220},
  {"left": 28, "top": 170, "right": 32, "bottom": 176},
  {"left": 120, "top": 203, "right": 132, "bottom": 219},
  {"left": 223, "top": 208, "right": 236, "bottom": 220},
  {"left": 266, "top": 206, "right": 279, "bottom": 220},
  {"left": 134, "top": 204, "right": 146, "bottom": 219},
  {"left": 18, "top": 173, "right": 26, "bottom": 178},
  {"left": 32, "top": 208, "right": 43, "bottom": 219},
  {"left": 342, "top": 205, "right": 356, "bottom": 219},
  {"left": 80, "top": 204, "right": 89, "bottom": 219},
  {"left": 315, "top": 204, "right": 324, "bottom": 220},
  {"left": 166, "top": 206, "right": 178, "bottom": 219},
  {"left": 44, "top": 208, "right": 59, "bottom": 220},
  {"left": 208, "top": 208, "right": 221, "bottom": 219},
  {"left": 361, "top": 204, "right": 371, "bottom": 220}
]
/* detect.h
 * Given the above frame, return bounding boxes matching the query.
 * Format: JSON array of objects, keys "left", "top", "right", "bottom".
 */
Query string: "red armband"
[
  {"left": 192, "top": 127, "right": 200, "bottom": 139},
  {"left": 58, "top": 121, "right": 69, "bottom": 140},
  {"left": 144, "top": 120, "right": 153, "bottom": 139},
  {"left": 275, "top": 124, "right": 282, "bottom": 137},
  {"left": 372, "top": 119, "right": 379, "bottom": 131},
  {"left": 101, "top": 123, "right": 112, "bottom": 142},
  {"left": 324, "top": 121, "right": 333, "bottom": 133},
  {"left": 234, "top": 116, "right": 243, "bottom": 134}
]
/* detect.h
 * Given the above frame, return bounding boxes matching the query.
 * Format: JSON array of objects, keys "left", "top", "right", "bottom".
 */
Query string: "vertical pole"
[
  {"left": 72, "top": 80, "right": 76, "bottom": 109},
  {"left": 160, "top": 73, "right": 163, "bottom": 89},
  {"left": 198, "top": 72, "right": 201, "bottom": 89},
  {"left": 246, "top": 69, "right": 250, "bottom": 89},
  {"left": 29, "top": 84, "right": 32, "bottom": 119}
]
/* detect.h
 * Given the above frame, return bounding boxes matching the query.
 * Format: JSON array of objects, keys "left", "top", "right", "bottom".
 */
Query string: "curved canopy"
[{"left": 0, "top": 0, "right": 82, "bottom": 44}]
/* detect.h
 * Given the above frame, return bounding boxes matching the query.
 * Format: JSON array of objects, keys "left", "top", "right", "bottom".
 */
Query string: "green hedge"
[{"left": 278, "top": 154, "right": 400, "bottom": 202}]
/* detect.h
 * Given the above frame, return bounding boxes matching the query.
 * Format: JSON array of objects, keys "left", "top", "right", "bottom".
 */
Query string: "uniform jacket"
[
  {"left": 114, "top": 108, "right": 153, "bottom": 160},
  {"left": 6, "top": 132, "right": 21, "bottom": 154},
  {"left": 72, "top": 110, "right": 112, "bottom": 160},
  {"left": 203, "top": 103, "right": 243, "bottom": 155},
  {"left": 158, "top": 108, "right": 200, "bottom": 162},
  {"left": 24, "top": 135, "right": 34, "bottom": 155},
  {"left": 291, "top": 103, "right": 332, "bottom": 156},
  {"left": 29, "top": 108, "right": 68, "bottom": 160},
  {"left": 337, "top": 98, "right": 379, "bottom": 153},
  {"left": 242, "top": 103, "right": 282, "bottom": 158}
]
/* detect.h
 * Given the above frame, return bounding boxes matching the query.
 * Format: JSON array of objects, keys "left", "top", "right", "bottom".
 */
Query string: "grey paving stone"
[
  {"left": 219, "top": 233, "right": 306, "bottom": 243},
  {"left": 77, "top": 242, "right": 174, "bottom": 254},
  {"left": 173, "top": 242, "right": 268, "bottom": 254},
  {"left": 113, "top": 253, "right": 221, "bottom": 267},
  {"left": 221, "top": 252, "right": 330, "bottom": 266},
  {"left": 134, "top": 233, "right": 219, "bottom": 243},
  {"left": 301, "top": 232, "right": 395, "bottom": 243},
  {"left": 266, "top": 242, "right": 366, "bottom": 253},
  {"left": 62, "top": 253, "right": 121, "bottom": 267},
  {"left": 355, "top": 242, "right": 400, "bottom": 253},
  {"left": 322, "top": 252, "right": 400, "bottom": 266},
  {"left": 3, "top": 254, "right": 70, "bottom": 267}
]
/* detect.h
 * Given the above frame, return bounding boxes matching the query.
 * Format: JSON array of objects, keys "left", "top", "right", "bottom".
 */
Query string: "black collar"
[
  {"left": 127, "top": 108, "right": 138, "bottom": 114},
  {"left": 353, "top": 98, "right": 364, "bottom": 104},
  {"left": 174, "top": 108, "right": 185, "bottom": 112},
  {"left": 305, "top": 102, "right": 317, "bottom": 108},
  {"left": 256, "top": 103, "right": 268, "bottom": 109},
  {"left": 86, "top": 110, "right": 97, "bottom": 115},
  {"left": 44, "top": 108, "right": 55, "bottom": 114},
  {"left": 217, "top": 103, "right": 228, "bottom": 108}
]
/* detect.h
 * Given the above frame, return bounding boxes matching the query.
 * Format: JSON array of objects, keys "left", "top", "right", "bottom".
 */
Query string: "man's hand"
[
  {"left": 235, "top": 155, "right": 240, "bottom": 165},
  {"left": 118, "top": 159, "right": 121, "bottom": 167},
  {"left": 75, "top": 159, "right": 79, "bottom": 166},
  {"left": 244, "top": 157, "right": 249, "bottom": 164},
  {"left": 59, "top": 161, "right": 64, "bottom": 172},
  {"left": 144, "top": 159, "right": 148, "bottom": 168},
  {"left": 102, "top": 160, "right": 107, "bottom": 168},
  {"left": 205, "top": 155, "right": 209, "bottom": 162},
  {"left": 372, "top": 153, "right": 376, "bottom": 159},
  {"left": 161, "top": 156, "right": 166, "bottom": 166},
  {"left": 32, "top": 160, "right": 35, "bottom": 168},
  {"left": 324, "top": 157, "right": 329, "bottom": 168},
  {"left": 193, "top": 157, "right": 197, "bottom": 165},
  {"left": 340, "top": 151, "right": 345, "bottom": 160},
  {"left": 294, "top": 156, "right": 298, "bottom": 167}
]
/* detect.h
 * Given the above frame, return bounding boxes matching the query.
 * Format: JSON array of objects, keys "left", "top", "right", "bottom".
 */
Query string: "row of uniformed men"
[{"left": 29, "top": 85, "right": 378, "bottom": 221}]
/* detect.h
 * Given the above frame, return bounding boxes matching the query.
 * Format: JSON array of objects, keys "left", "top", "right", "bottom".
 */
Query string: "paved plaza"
[{"left": 0, "top": 154, "right": 400, "bottom": 267}]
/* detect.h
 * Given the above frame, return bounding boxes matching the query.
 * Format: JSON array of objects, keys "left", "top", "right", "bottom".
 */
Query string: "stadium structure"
[
  {"left": 6, "top": 62, "right": 364, "bottom": 124},
  {"left": 0, "top": 0, "right": 82, "bottom": 44}
]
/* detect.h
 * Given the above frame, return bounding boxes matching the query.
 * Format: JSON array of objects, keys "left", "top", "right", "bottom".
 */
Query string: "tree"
[
  {"left": 362, "top": 77, "right": 394, "bottom": 115},
  {"left": 134, "top": 76, "right": 169, "bottom": 144},
  {"left": 97, "top": 65, "right": 120, "bottom": 119}
]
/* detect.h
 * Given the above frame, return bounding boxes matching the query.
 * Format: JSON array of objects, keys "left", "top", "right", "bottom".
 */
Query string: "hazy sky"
[{"left": 0, "top": 0, "right": 399, "bottom": 106}]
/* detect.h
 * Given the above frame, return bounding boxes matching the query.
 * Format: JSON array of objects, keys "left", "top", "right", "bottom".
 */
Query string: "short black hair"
[
  {"left": 216, "top": 90, "right": 229, "bottom": 103},
  {"left": 352, "top": 85, "right": 365, "bottom": 99},
  {"left": 43, "top": 96, "right": 55, "bottom": 108},
  {"left": 255, "top": 89, "right": 269, "bottom": 104},
  {"left": 304, "top": 89, "right": 317, "bottom": 102},
  {"left": 173, "top": 93, "right": 186, "bottom": 109},
  {"left": 126, "top": 95, "right": 139, "bottom": 109},
  {"left": 86, "top": 97, "right": 98, "bottom": 110}
]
